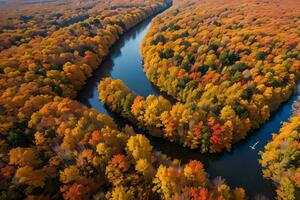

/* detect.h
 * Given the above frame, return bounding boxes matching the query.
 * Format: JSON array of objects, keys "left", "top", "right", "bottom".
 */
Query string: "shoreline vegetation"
[
  {"left": 6, "top": 0, "right": 248, "bottom": 199},
  {"left": 140, "top": 0, "right": 300, "bottom": 152},
  {"left": 98, "top": 0, "right": 299, "bottom": 198},
  {"left": 260, "top": 98, "right": 300, "bottom": 199},
  {"left": 2, "top": 97, "right": 246, "bottom": 199},
  {"left": 0, "top": 0, "right": 299, "bottom": 199},
  {"left": 0, "top": 0, "right": 172, "bottom": 133},
  {"left": 98, "top": 77, "right": 233, "bottom": 153},
  {"left": 0, "top": 1, "right": 247, "bottom": 199}
]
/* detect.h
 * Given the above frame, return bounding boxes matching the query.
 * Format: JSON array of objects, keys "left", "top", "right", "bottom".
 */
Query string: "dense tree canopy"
[
  {"left": 1, "top": 0, "right": 299, "bottom": 198},
  {"left": 0, "top": 1, "right": 247, "bottom": 199},
  {"left": 0, "top": 97, "right": 245, "bottom": 199},
  {"left": 98, "top": 77, "right": 232, "bottom": 153},
  {"left": 141, "top": 0, "right": 300, "bottom": 147},
  {"left": 0, "top": 0, "right": 97, "bottom": 51},
  {"left": 260, "top": 99, "right": 300, "bottom": 200},
  {"left": 0, "top": 0, "right": 171, "bottom": 135}
]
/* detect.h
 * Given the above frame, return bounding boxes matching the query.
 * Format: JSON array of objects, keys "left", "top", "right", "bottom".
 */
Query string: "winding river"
[{"left": 77, "top": 14, "right": 300, "bottom": 199}]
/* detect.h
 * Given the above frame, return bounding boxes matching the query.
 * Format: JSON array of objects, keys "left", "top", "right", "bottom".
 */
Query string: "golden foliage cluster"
[{"left": 140, "top": 0, "right": 300, "bottom": 151}]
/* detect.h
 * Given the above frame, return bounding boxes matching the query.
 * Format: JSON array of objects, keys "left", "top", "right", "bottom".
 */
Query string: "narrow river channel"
[{"left": 76, "top": 14, "right": 300, "bottom": 199}]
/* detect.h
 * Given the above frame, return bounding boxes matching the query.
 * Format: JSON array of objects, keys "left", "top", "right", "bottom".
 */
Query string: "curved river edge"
[{"left": 76, "top": 10, "right": 300, "bottom": 199}]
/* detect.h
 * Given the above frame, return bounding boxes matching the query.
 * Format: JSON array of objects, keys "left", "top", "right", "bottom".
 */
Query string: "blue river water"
[{"left": 77, "top": 16, "right": 300, "bottom": 199}]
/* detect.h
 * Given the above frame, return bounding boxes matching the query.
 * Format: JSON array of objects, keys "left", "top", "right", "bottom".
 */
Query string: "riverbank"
[{"left": 77, "top": 11, "right": 300, "bottom": 198}]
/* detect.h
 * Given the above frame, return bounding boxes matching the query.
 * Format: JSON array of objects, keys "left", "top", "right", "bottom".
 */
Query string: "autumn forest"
[{"left": 0, "top": 0, "right": 299, "bottom": 199}]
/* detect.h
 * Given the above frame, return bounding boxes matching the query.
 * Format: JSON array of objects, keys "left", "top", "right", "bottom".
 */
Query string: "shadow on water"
[{"left": 77, "top": 9, "right": 300, "bottom": 200}]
